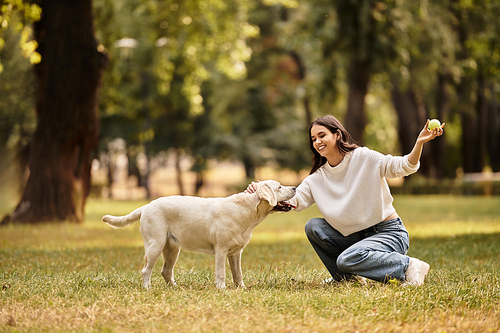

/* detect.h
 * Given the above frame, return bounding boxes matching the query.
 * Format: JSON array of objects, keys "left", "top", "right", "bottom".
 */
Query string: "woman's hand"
[
  {"left": 408, "top": 120, "right": 445, "bottom": 165},
  {"left": 417, "top": 119, "right": 445, "bottom": 144},
  {"left": 244, "top": 181, "right": 259, "bottom": 194}
]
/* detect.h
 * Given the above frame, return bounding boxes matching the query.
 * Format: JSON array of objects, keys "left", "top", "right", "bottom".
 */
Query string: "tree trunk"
[
  {"left": 194, "top": 171, "right": 204, "bottom": 196},
  {"left": 487, "top": 82, "right": 500, "bottom": 172},
  {"left": 390, "top": 78, "right": 432, "bottom": 176},
  {"left": 475, "top": 70, "right": 488, "bottom": 171},
  {"left": 344, "top": 59, "right": 370, "bottom": 145},
  {"left": 243, "top": 157, "right": 256, "bottom": 180},
  {"left": 433, "top": 73, "right": 450, "bottom": 178},
  {"left": 174, "top": 148, "right": 185, "bottom": 195},
  {"left": 106, "top": 150, "right": 114, "bottom": 199},
  {"left": 458, "top": 76, "right": 482, "bottom": 173},
  {"left": 289, "top": 51, "right": 312, "bottom": 126},
  {"left": 450, "top": 0, "right": 484, "bottom": 173},
  {"left": 10, "top": 0, "right": 108, "bottom": 223}
]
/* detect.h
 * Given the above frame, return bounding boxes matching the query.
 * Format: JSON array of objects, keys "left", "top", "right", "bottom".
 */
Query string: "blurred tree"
[
  {"left": 3, "top": 0, "right": 500, "bottom": 215},
  {"left": 331, "top": 0, "right": 409, "bottom": 145},
  {"left": 94, "top": 0, "right": 309, "bottom": 193},
  {"left": 387, "top": 0, "right": 457, "bottom": 178},
  {"left": 278, "top": 0, "right": 500, "bottom": 179},
  {"left": 149, "top": 0, "right": 265, "bottom": 189},
  {"left": 207, "top": 0, "right": 310, "bottom": 180},
  {"left": 93, "top": 1, "right": 158, "bottom": 196},
  {"left": 0, "top": 1, "right": 41, "bottom": 207},
  {"left": 0, "top": 15, "right": 36, "bottom": 196},
  {"left": 270, "top": 0, "right": 342, "bottom": 121},
  {"left": 274, "top": 0, "right": 420, "bottom": 147},
  {"left": 8, "top": 0, "right": 108, "bottom": 223},
  {"left": 0, "top": 0, "right": 41, "bottom": 72},
  {"left": 450, "top": 0, "right": 500, "bottom": 173}
]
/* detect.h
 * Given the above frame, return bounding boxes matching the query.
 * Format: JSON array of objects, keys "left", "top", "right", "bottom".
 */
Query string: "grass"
[{"left": 1, "top": 195, "right": 500, "bottom": 332}]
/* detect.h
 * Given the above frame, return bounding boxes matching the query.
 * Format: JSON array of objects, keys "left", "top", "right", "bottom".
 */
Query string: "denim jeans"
[{"left": 305, "top": 217, "right": 410, "bottom": 282}]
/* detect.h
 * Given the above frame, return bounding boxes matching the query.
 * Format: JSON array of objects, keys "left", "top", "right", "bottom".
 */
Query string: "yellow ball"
[{"left": 428, "top": 119, "right": 441, "bottom": 130}]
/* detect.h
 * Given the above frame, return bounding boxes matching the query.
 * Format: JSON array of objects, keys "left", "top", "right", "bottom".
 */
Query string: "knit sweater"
[{"left": 290, "top": 147, "right": 420, "bottom": 236}]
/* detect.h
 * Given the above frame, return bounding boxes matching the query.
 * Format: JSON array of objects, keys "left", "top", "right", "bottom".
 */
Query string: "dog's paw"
[{"left": 216, "top": 282, "right": 226, "bottom": 290}]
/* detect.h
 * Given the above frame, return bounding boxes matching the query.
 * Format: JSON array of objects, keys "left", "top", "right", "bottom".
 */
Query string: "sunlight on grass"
[
  {"left": 1, "top": 195, "right": 499, "bottom": 332},
  {"left": 394, "top": 195, "right": 500, "bottom": 238}
]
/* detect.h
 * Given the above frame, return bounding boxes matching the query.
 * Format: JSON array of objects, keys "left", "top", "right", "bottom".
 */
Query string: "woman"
[{"left": 246, "top": 115, "right": 444, "bottom": 286}]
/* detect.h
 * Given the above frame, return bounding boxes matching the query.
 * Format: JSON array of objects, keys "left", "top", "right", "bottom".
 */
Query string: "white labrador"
[{"left": 102, "top": 180, "right": 296, "bottom": 289}]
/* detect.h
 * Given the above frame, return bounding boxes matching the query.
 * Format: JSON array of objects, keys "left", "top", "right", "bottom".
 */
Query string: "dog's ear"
[{"left": 258, "top": 183, "right": 277, "bottom": 207}]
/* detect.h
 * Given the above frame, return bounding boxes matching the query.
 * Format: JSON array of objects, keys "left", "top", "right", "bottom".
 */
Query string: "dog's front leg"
[
  {"left": 228, "top": 250, "right": 245, "bottom": 288},
  {"left": 214, "top": 249, "right": 227, "bottom": 289}
]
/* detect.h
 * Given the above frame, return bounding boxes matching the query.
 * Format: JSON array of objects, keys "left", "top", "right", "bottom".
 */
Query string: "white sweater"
[{"left": 290, "top": 147, "right": 419, "bottom": 236}]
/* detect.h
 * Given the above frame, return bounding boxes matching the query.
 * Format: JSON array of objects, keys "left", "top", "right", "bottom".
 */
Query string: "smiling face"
[
  {"left": 307, "top": 115, "right": 359, "bottom": 174},
  {"left": 310, "top": 124, "right": 341, "bottom": 162}
]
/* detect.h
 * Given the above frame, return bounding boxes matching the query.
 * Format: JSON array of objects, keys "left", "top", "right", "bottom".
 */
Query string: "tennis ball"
[{"left": 428, "top": 119, "right": 441, "bottom": 130}]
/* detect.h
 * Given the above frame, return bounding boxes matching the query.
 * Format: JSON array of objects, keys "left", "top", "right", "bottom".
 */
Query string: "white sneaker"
[{"left": 403, "top": 257, "right": 430, "bottom": 287}]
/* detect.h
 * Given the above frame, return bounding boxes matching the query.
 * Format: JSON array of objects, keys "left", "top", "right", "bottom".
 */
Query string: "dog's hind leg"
[
  {"left": 161, "top": 236, "right": 181, "bottom": 286},
  {"left": 141, "top": 238, "right": 166, "bottom": 288},
  {"left": 228, "top": 250, "right": 245, "bottom": 288}
]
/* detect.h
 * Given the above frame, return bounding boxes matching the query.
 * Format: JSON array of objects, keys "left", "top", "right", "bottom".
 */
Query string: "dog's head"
[{"left": 255, "top": 180, "right": 296, "bottom": 212}]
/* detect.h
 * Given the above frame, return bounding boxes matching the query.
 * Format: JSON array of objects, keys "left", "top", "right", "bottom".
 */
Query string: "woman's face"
[{"left": 310, "top": 124, "right": 340, "bottom": 158}]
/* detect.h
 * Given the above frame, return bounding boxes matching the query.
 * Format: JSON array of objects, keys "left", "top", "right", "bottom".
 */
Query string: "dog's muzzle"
[
  {"left": 271, "top": 201, "right": 296, "bottom": 212},
  {"left": 271, "top": 187, "right": 297, "bottom": 212}
]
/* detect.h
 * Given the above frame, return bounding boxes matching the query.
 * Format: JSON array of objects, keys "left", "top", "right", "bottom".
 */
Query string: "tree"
[
  {"left": 450, "top": 0, "right": 500, "bottom": 173},
  {"left": 0, "top": 1, "right": 41, "bottom": 206},
  {"left": 94, "top": 0, "right": 263, "bottom": 194},
  {"left": 0, "top": 0, "right": 41, "bottom": 72},
  {"left": 7, "top": 0, "right": 108, "bottom": 223},
  {"left": 386, "top": 0, "right": 457, "bottom": 177},
  {"left": 0, "top": 14, "right": 36, "bottom": 196}
]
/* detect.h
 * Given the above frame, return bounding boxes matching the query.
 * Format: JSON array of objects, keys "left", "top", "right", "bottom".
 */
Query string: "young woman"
[{"left": 246, "top": 115, "right": 444, "bottom": 286}]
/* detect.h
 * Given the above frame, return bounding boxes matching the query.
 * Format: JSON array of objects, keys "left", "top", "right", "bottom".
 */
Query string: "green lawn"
[{"left": 1, "top": 196, "right": 499, "bottom": 332}]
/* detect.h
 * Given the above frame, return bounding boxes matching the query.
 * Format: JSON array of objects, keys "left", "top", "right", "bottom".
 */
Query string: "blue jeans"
[{"left": 305, "top": 217, "right": 410, "bottom": 282}]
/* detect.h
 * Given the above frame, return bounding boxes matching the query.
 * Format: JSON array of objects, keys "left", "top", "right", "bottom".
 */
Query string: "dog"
[{"left": 102, "top": 180, "right": 296, "bottom": 289}]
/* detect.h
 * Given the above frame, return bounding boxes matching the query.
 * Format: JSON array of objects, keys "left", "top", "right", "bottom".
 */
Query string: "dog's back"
[{"left": 139, "top": 194, "right": 259, "bottom": 255}]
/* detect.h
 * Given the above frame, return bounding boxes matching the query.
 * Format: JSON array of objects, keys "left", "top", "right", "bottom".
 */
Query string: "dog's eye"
[{"left": 278, "top": 186, "right": 282, "bottom": 190}]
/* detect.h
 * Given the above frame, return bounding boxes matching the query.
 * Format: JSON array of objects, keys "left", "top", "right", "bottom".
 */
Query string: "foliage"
[
  {"left": 0, "top": 0, "right": 40, "bottom": 145},
  {"left": 0, "top": 0, "right": 41, "bottom": 72},
  {"left": 1, "top": 196, "right": 500, "bottom": 331},
  {"left": 0, "top": 7, "right": 37, "bottom": 203},
  {"left": 0, "top": 14, "right": 35, "bottom": 149},
  {"left": 93, "top": 0, "right": 312, "bottom": 187},
  {"left": 2, "top": 0, "right": 500, "bottom": 202}
]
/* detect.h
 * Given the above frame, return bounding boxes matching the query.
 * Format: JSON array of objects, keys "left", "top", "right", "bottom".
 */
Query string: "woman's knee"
[
  {"left": 304, "top": 218, "right": 326, "bottom": 238},
  {"left": 337, "top": 247, "right": 366, "bottom": 273}
]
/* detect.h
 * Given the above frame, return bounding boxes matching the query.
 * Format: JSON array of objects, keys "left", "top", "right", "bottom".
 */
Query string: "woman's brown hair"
[{"left": 308, "top": 115, "right": 359, "bottom": 175}]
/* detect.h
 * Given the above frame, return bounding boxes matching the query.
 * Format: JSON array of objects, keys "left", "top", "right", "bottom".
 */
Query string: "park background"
[
  {"left": 0, "top": 0, "right": 500, "bottom": 221},
  {"left": 0, "top": 1, "right": 500, "bottom": 332}
]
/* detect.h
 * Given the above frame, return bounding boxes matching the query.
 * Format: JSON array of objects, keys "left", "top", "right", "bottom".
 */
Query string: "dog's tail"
[{"left": 102, "top": 206, "right": 143, "bottom": 229}]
